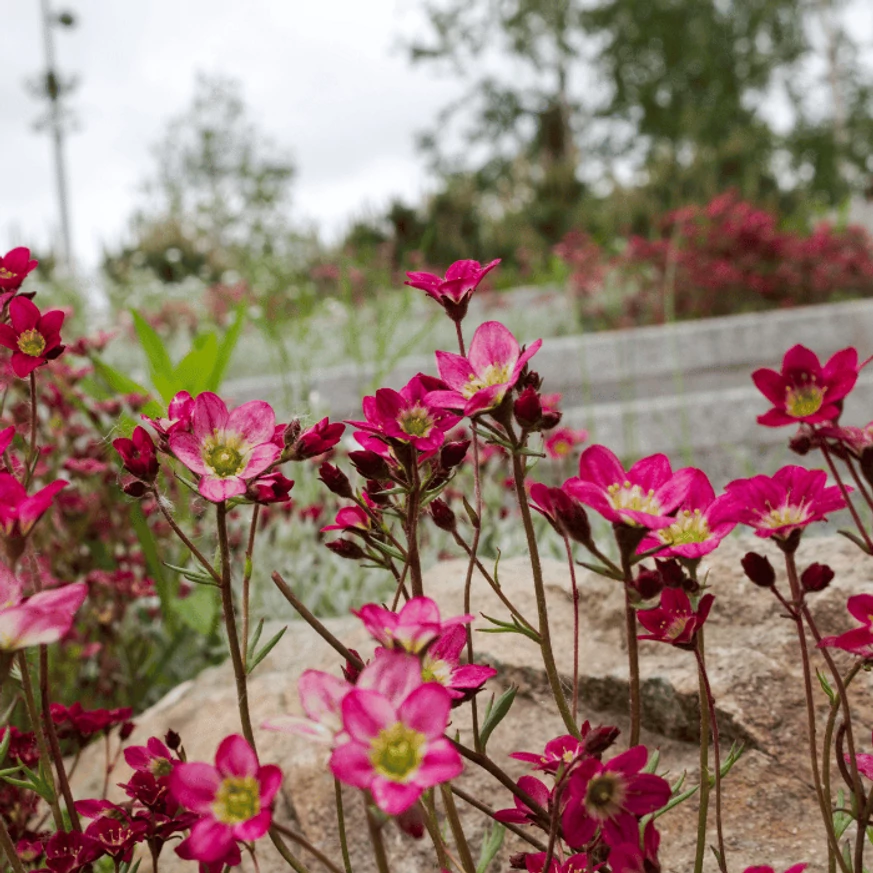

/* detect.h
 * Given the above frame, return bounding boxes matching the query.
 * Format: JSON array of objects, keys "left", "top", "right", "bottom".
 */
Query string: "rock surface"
[{"left": 70, "top": 534, "right": 873, "bottom": 872}]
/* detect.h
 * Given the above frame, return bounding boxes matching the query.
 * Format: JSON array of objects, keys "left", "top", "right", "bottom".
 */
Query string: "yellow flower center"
[
  {"left": 607, "top": 481, "right": 661, "bottom": 517},
  {"left": 212, "top": 775, "right": 261, "bottom": 825},
  {"left": 203, "top": 433, "right": 245, "bottom": 477},
  {"left": 421, "top": 655, "right": 452, "bottom": 686},
  {"left": 398, "top": 404, "right": 434, "bottom": 438},
  {"left": 462, "top": 363, "right": 511, "bottom": 400},
  {"left": 759, "top": 501, "right": 811, "bottom": 531},
  {"left": 150, "top": 757, "right": 174, "bottom": 778},
  {"left": 660, "top": 508, "right": 710, "bottom": 545},
  {"left": 0, "top": 268, "right": 17, "bottom": 280},
  {"left": 785, "top": 379, "right": 824, "bottom": 418},
  {"left": 369, "top": 721, "right": 426, "bottom": 781},
  {"left": 584, "top": 772, "right": 626, "bottom": 821},
  {"left": 17, "top": 329, "right": 46, "bottom": 357}
]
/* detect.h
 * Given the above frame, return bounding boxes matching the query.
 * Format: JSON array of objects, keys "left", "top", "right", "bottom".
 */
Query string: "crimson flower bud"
[
  {"left": 741, "top": 552, "right": 776, "bottom": 588},
  {"left": 364, "top": 479, "right": 393, "bottom": 506},
  {"left": 341, "top": 649, "right": 364, "bottom": 684},
  {"left": 633, "top": 566, "right": 664, "bottom": 601},
  {"left": 789, "top": 431, "right": 812, "bottom": 456},
  {"left": 165, "top": 729, "right": 182, "bottom": 751},
  {"left": 801, "top": 562, "right": 834, "bottom": 593},
  {"left": 553, "top": 491, "right": 591, "bottom": 545},
  {"left": 326, "top": 539, "right": 366, "bottom": 561},
  {"left": 538, "top": 408, "right": 563, "bottom": 431},
  {"left": 440, "top": 439, "right": 470, "bottom": 469},
  {"left": 119, "top": 721, "right": 136, "bottom": 741},
  {"left": 318, "top": 462, "right": 353, "bottom": 499},
  {"left": 121, "top": 477, "right": 149, "bottom": 498},
  {"left": 396, "top": 802, "right": 426, "bottom": 839},
  {"left": 509, "top": 854, "right": 528, "bottom": 870},
  {"left": 430, "top": 498, "right": 457, "bottom": 532},
  {"left": 513, "top": 386, "right": 543, "bottom": 429},
  {"left": 349, "top": 450, "right": 391, "bottom": 481},
  {"left": 583, "top": 724, "right": 620, "bottom": 757}
]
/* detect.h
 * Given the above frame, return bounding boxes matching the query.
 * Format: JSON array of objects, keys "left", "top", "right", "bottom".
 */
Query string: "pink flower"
[
  {"left": 420, "top": 625, "right": 497, "bottom": 699},
  {"left": 143, "top": 391, "right": 194, "bottom": 441},
  {"left": 405, "top": 259, "right": 500, "bottom": 321},
  {"left": 563, "top": 446, "right": 696, "bottom": 530},
  {"left": 0, "top": 473, "right": 67, "bottom": 538},
  {"left": 818, "top": 593, "right": 873, "bottom": 658},
  {"left": 525, "top": 852, "right": 591, "bottom": 872},
  {"left": 321, "top": 503, "right": 371, "bottom": 533},
  {"left": 355, "top": 596, "right": 473, "bottom": 654},
  {"left": 168, "top": 392, "right": 281, "bottom": 502},
  {"left": 293, "top": 417, "right": 346, "bottom": 459},
  {"left": 0, "top": 563, "right": 87, "bottom": 651},
  {"left": 263, "top": 669, "right": 351, "bottom": 745},
  {"left": 637, "top": 588, "right": 714, "bottom": 647},
  {"left": 0, "top": 247, "right": 38, "bottom": 291},
  {"left": 113, "top": 426, "right": 159, "bottom": 482},
  {"left": 349, "top": 374, "right": 460, "bottom": 454},
  {"left": 124, "top": 736, "right": 177, "bottom": 777},
  {"left": 494, "top": 774, "right": 551, "bottom": 826},
  {"left": 0, "top": 296, "right": 65, "bottom": 377},
  {"left": 169, "top": 734, "right": 282, "bottom": 864},
  {"left": 561, "top": 746, "right": 670, "bottom": 849},
  {"left": 723, "top": 465, "right": 848, "bottom": 540},
  {"left": 430, "top": 321, "right": 542, "bottom": 416},
  {"left": 637, "top": 470, "right": 736, "bottom": 559},
  {"left": 330, "top": 650, "right": 462, "bottom": 814},
  {"left": 752, "top": 345, "right": 860, "bottom": 426},
  {"left": 510, "top": 735, "right": 588, "bottom": 774},
  {"left": 544, "top": 427, "right": 588, "bottom": 460}
]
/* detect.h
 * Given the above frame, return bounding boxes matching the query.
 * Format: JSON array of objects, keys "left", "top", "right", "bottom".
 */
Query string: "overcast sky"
[{"left": 3, "top": 0, "right": 463, "bottom": 271}]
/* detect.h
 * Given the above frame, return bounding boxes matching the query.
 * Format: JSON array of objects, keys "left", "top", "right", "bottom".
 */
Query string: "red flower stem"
[
  {"left": 450, "top": 740, "right": 550, "bottom": 828},
  {"left": 421, "top": 789, "right": 452, "bottom": 869},
  {"left": 271, "top": 571, "right": 365, "bottom": 670},
  {"left": 154, "top": 490, "right": 222, "bottom": 585},
  {"left": 451, "top": 533, "right": 538, "bottom": 634},
  {"left": 844, "top": 454, "right": 873, "bottom": 516},
  {"left": 405, "top": 459, "right": 424, "bottom": 598},
  {"left": 450, "top": 785, "right": 548, "bottom": 851},
  {"left": 800, "top": 603, "right": 866, "bottom": 872},
  {"left": 542, "top": 776, "right": 567, "bottom": 873},
  {"left": 15, "top": 650, "right": 64, "bottom": 831},
  {"left": 694, "top": 641, "right": 726, "bottom": 873},
  {"left": 619, "top": 545, "right": 642, "bottom": 746},
  {"left": 464, "top": 419, "right": 485, "bottom": 750},
  {"left": 0, "top": 816, "right": 27, "bottom": 873},
  {"left": 440, "top": 783, "right": 477, "bottom": 873},
  {"left": 26, "top": 372, "right": 37, "bottom": 479},
  {"left": 241, "top": 504, "right": 261, "bottom": 670},
  {"left": 271, "top": 822, "right": 345, "bottom": 873},
  {"left": 38, "top": 643, "right": 81, "bottom": 831},
  {"left": 509, "top": 446, "right": 579, "bottom": 738},
  {"left": 692, "top": 627, "right": 710, "bottom": 873},
  {"left": 783, "top": 549, "right": 849, "bottom": 870},
  {"left": 334, "top": 779, "right": 354, "bottom": 873},
  {"left": 558, "top": 533, "right": 581, "bottom": 721},
  {"left": 365, "top": 800, "right": 392, "bottom": 873},
  {"left": 216, "top": 501, "right": 255, "bottom": 747},
  {"left": 820, "top": 443, "right": 873, "bottom": 553}
]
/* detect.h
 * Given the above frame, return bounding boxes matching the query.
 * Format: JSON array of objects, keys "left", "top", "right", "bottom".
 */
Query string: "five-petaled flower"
[
  {"left": 169, "top": 734, "right": 282, "bottom": 864},
  {"left": 817, "top": 593, "right": 873, "bottom": 658},
  {"left": 168, "top": 392, "right": 281, "bottom": 502},
  {"left": 405, "top": 259, "right": 500, "bottom": 322},
  {"left": 0, "top": 562, "right": 87, "bottom": 651},
  {"left": 0, "top": 296, "right": 65, "bottom": 377},
  {"left": 419, "top": 625, "right": 496, "bottom": 699},
  {"left": 430, "top": 321, "right": 542, "bottom": 416},
  {"left": 330, "top": 650, "right": 463, "bottom": 814},
  {"left": 636, "top": 588, "right": 714, "bottom": 648},
  {"left": 355, "top": 596, "right": 473, "bottom": 654},
  {"left": 752, "top": 344, "right": 860, "bottom": 427},
  {"left": 0, "top": 472, "right": 67, "bottom": 539},
  {"left": 563, "top": 446, "right": 696, "bottom": 530},
  {"left": 0, "top": 247, "right": 38, "bottom": 291},
  {"left": 723, "top": 465, "right": 848, "bottom": 541},
  {"left": 113, "top": 426, "right": 159, "bottom": 482}
]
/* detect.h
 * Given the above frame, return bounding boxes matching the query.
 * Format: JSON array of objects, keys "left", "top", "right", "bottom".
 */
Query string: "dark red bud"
[
  {"left": 326, "top": 539, "right": 366, "bottom": 561},
  {"left": 553, "top": 491, "right": 591, "bottom": 545},
  {"left": 318, "top": 462, "right": 354, "bottom": 499},
  {"left": 440, "top": 440, "right": 470, "bottom": 469},
  {"left": 119, "top": 721, "right": 135, "bottom": 741},
  {"left": 341, "top": 650, "right": 363, "bottom": 684},
  {"left": 633, "top": 566, "right": 664, "bottom": 601},
  {"left": 349, "top": 450, "right": 391, "bottom": 481},
  {"left": 165, "top": 729, "right": 181, "bottom": 751},
  {"left": 395, "top": 802, "right": 426, "bottom": 839},
  {"left": 429, "top": 498, "right": 457, "bottom": 532},
  {"left": 583, "top": 724, "right": 621, "bottom": 757},
  {"left": 741, "top": 552, "right": 776, "bottom": 588},
  {"left": 121, "top": 477, "right": 149, "bottom": 498},
  {"left": 364, "top": 480, "right": 393, "bottom": 506},
  {"left": 538, "top": 408, "right": 563, "bottom": 431},
  {"left": 789, "top": 432, "right": 812, "bottom": 455},
  {"left": 656, "top": 558, "right": 687, "bottom": 590},
  {"left": 513, "top": 387, "right": 543, "bottom": 429},
  {"left": 509, "top": 853, "right": 528, "bottom": 869},
  {"left": 801, "top": 562, "right": 835, "bottom": 593}
]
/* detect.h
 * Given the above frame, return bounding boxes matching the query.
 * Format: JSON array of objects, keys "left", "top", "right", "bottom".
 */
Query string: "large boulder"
[{"left": 70, "top": 534, "right": 873, "bottom": 872}]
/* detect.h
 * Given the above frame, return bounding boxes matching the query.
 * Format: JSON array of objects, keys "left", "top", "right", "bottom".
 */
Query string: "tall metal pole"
[{"left": 38, "top": 0, "right": 74, "bottom": 273}]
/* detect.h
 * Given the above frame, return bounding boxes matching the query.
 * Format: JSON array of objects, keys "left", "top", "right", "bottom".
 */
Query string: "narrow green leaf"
[
  {"left": 207, "top": 303, "right": 246, "bottom": 392},
  {"left": 162, "top": 561, "right": 216, "bottom": 585},
  {"left": 478, "top": 686, "right": 517, "bottom": 750},
  {"left": 131, "top": 309, "right": 174, "bottom": 382},
  {"left": 642, "top": 749, "right": 660, "bottom": 774},
  {"left": 463, "top": 495, "right": 480, "bottom": 529},
  {"left": 90, "top": 358, "right": 163, "bottom": 418},
  {"left": 247, "top": 626, "right": 288, "bottom": 674},
  {"left": 577, "top": 560, "right": 624, "bottom": 581},
  {"left": 817, "top": 668, "right": 836, "bottom": 704},
  {"left": 478, "top": 614, "right": 540, "bottom": 643},
  {"left": 174, "top": 332, "right": 219, "bottom": 395},
  {"left": 0, "top": 725, "right": 11, "bottom": 764},
  {"left": 475, "top": 822, "right": 505, "bottom": 873},
  {"left": 838, "top": 528, "right": 872, "bottom": 555},
  {"left": 247, "top": 618, "right": 265, "bottom": 661},
  {"left": 129, "top": 503, "right": 176, "bottom": 631},
  {"left": 172, "top": 585, "right": 220, "bottom": 636}
]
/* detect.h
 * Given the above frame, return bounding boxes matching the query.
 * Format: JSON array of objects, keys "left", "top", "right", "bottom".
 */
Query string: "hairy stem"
[
  {"left": 820, "top": 443, "right": 873, "bottom": 553},
  {"left": 693, "top": 629, "right": 711, "bottom": 873},
  {"left": 241, "top": 504, "right": 261, "bottom": 670},
  {"left": 0, "top": 816, "right": 28, "bottom": 873},
  {"left": 440, "top": 783, "right": 477, "bottom": 873},
  {"left": 334, "top": 779, "right": 353, "bottom": 873}
]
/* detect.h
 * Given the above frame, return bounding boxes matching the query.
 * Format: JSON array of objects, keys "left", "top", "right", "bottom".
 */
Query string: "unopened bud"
[
  {"left": 119, "top": 721, "right": 135, "bottom": 741},
  {"left": 283, "top": 419, "right": 302, "bottom": 447},
  {"left": 509, "top": 854, "right": 528, "bottom": 870},
  {"left": 165, "top": 729, "right": 182, "bottom": 751},
  {"left": 430, "top": 498, "right": 457, "bottom": 532},
  {"left": 553, "top": 490, "right": 591, "bottom": 545},
  {"left": 326, "top": 539, "right": 366, "bottom": 561},
  {"left": 396, "top": 802, "right": 426, "bottom": 839},
  {"left": 349, "top": 450, "right": 391, "bottom": 481},
  {"left": 318, "top": 462, "right": 354, "bottom": 499},
  {"left": 121, "top": 478, "right": 149, "bottom": 498},
  {"left": 583, "top": 724, "right": 620, "bottom": 758},
  {"left": 633, "top": 566, "right": 664, "bottom": 601},
  {"left": 513, "top": 387, "right": 543, "bottom": 430},
  {"left": 801, "top": 562, "right": 834, "bottom": 593},
  {"left": 741, "top": 552, "right": 776, "bottom": 588},
  {"left": 341, "top": 649, "right": 363, "bottom": 684},
  {"left": 539, "top": 408, "right": 563, "bottom": 431},
  {"left": 789, "top": 431, "right": 812, "bottom": 455},
  {"left": 440, "top": 440, "right": 470, "bottom": 469}
]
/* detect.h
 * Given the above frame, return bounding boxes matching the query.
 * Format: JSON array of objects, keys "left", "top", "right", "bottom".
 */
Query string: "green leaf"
[
  {"left": 131, "top": 309, "right": 174, "bottom": 382},
  {"left": 247, "top": 626, "right": 288, "bottom": 674},
  {"left": 837, "top": 528, "right": 872, "bottom": 555},
  {"left": 90, "top": 358, "right": 163, "bottom": 418},
  {"left": 162, "top": 561, "right": 218, "bottom": 586},
  {"left": 475, "top": 821, "right": 505, "bottom": 873},
  {"left": 817, "top": 668, "right": 836, "bottom": 704},
  {"left": 207, "top": 304, "right": 245, "bottom": 391},
  {"left": 247, "top": 618, "right": 265, "bottom": 661},
  {"left": 0, "top": 725, "right": 10, "bottom": 765},
  {"left": 174, "top": 332, "right": 219, "bottom": 396},
  {"left": 577, "top": 560, "right": 624, "bottom": 582},
  {"left": 172, "top": 584, "right": 220, "bottom": 635},
  {"left": 478, "top": 614, "right": 540, "bottom": 643},
  {"left": 478, "top": 686, "right": 517, "bottom": 750},
  {"left": 834, "top": 789, "right": 853, "bottom": 840},
  {"left": 129, "top": 503, "right": 177, "bottom": 631},
  {"left": 642, "top": 749, "right": 660, "bottom": 774}
]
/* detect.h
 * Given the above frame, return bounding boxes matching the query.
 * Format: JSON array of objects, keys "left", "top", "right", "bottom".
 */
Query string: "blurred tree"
[{"left": 104, "top": 74, "right": 297, "bottom": 285}]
